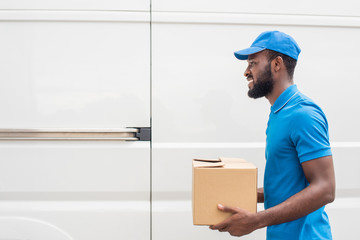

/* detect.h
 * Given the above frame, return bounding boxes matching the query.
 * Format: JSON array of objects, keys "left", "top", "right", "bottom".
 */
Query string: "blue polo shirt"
[{"left": 264, "top": 85, "right": 332, "bottom": 240}]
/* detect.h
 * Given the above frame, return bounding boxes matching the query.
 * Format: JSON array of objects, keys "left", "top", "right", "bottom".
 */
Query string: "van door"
[{"left": 0, "top": 1, "right": 151, "bottom": 239}]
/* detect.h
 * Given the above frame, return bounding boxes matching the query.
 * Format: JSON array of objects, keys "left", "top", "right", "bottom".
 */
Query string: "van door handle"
[{"left": 0, "top": 127, "right": 151, "bottom": 141}]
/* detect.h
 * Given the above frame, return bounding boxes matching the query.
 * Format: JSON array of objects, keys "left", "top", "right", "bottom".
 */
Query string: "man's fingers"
[
  {"left": 210, "top": 205, "right": 243, "bottom": 231},
  {"left": 217, "top": 204, "right": 238, "bottom": 214},
  {"left": 218, "top": 226, "right": 228, "bottom": 232},
  {"left": 209, "top": 219, "right": 229, "bottom": 230}
]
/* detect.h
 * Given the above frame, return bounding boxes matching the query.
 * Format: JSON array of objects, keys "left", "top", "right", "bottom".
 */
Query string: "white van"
[{"left": 0, "top": 0, "right": 359, "bottom": 239}]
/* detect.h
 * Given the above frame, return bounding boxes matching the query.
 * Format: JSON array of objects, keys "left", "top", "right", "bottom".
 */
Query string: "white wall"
[{"left": 152, "top": 1, "right": 360, "bottom": 240}]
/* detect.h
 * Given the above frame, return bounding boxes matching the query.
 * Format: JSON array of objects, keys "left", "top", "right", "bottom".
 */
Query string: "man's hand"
[{"left": 209, "top": 204, "right": 261, "bottom": 237}]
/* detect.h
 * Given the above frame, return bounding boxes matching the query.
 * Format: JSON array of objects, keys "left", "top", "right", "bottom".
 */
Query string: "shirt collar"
[{"left": 271, "top": 84, "right": 299, "bottom": 113}]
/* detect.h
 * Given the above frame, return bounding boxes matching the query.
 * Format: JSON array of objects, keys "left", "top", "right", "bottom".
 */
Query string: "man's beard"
[{"left": 248, "top": 62, "right": 274, "bottom": 99}]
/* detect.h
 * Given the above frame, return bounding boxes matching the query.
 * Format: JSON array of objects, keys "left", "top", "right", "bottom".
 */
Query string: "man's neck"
[{"left": 266, "top": 81, "right": 293, "bottom": 106}]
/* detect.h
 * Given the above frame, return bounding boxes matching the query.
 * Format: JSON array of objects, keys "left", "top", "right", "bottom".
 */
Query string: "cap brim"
[{"left": 234, "top": 46, "right": 265, "bottom": 60}]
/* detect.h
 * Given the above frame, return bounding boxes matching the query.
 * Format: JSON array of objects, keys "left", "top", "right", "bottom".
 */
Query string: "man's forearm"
[
  {"left": 257, "top": 187, "right": 264, "bottom": 203},
  {"left": 256, "top": 181, "right": 334, "bottom": 228},
  {"left": 255, "top": 156, "right": 335, "bottom": 228},
  {"left": 209, "top": 185, "right": 332, "bottom": 237}
]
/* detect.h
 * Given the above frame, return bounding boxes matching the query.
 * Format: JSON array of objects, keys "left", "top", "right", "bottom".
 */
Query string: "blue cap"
[{"left": 234, "top": 31, "right": 301, "bottom": 60}]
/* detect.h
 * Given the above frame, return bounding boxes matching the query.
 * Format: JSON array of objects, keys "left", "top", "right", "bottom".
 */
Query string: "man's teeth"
[{"left": 248, "top": 80, "right": 254, "bottom": 83}]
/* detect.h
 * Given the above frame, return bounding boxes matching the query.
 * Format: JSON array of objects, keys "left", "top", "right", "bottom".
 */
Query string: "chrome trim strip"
[{"left": 0, "top": 128, "right": 139, "bottom": 141}]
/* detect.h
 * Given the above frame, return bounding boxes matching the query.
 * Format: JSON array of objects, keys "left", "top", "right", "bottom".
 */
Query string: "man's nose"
[{"left": 244, "top": 67, "right": 250, "bottom": 78}]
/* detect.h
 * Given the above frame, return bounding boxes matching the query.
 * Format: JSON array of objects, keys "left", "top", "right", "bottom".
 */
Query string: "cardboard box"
[{"left": 192, "top": 157, "right": 257, "bottom": 225}]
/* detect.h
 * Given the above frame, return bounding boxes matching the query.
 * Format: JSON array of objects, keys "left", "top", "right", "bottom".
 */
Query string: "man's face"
[{"left": 244, "top": 51, "right": 274, "bottom": 99}]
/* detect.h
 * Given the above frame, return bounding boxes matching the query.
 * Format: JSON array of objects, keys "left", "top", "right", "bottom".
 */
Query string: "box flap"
[
  {"left": 192, "top": 158, "right": 224, "bottom": 168},
  {"left": 219, "top": 157, "right": 247, "bottom": 163},
  {"left": 219, "top": 157, "right": 257, "bottom": 169},
  {"left": 193, "top": 157, "right": 257, "bottom": 169},
  {"left": 193, "top": 158, "right": 221, "bottom": 162}
]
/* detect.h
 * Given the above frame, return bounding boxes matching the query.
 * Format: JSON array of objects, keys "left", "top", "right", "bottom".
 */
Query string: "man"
[{"left": 210, "top": 31, "right": 335, "bottom": 239}]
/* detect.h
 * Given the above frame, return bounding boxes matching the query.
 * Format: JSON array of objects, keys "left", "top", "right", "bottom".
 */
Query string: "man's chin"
[{"left": 248, "top": 90, "right": 265, "bottom": 99}]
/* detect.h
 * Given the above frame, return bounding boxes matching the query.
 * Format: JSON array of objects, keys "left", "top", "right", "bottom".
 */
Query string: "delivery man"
[{"left": 210, "top": 31, "right": 335, "bottom": 239}]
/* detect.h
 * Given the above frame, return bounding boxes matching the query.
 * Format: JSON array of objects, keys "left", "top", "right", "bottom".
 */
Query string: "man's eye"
[{"left": 249, "top": 62, "right": 256, "bottom": 67}]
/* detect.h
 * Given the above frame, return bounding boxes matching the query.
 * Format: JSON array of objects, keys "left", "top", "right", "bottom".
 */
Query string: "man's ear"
[{"left": 273, "top": 56, "right": 283, "bottom": 72}]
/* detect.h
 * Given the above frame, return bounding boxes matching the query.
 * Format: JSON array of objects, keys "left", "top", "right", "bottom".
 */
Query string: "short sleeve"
[{"left": 290, "top": 106, "right": 332, "bottom": 163}]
